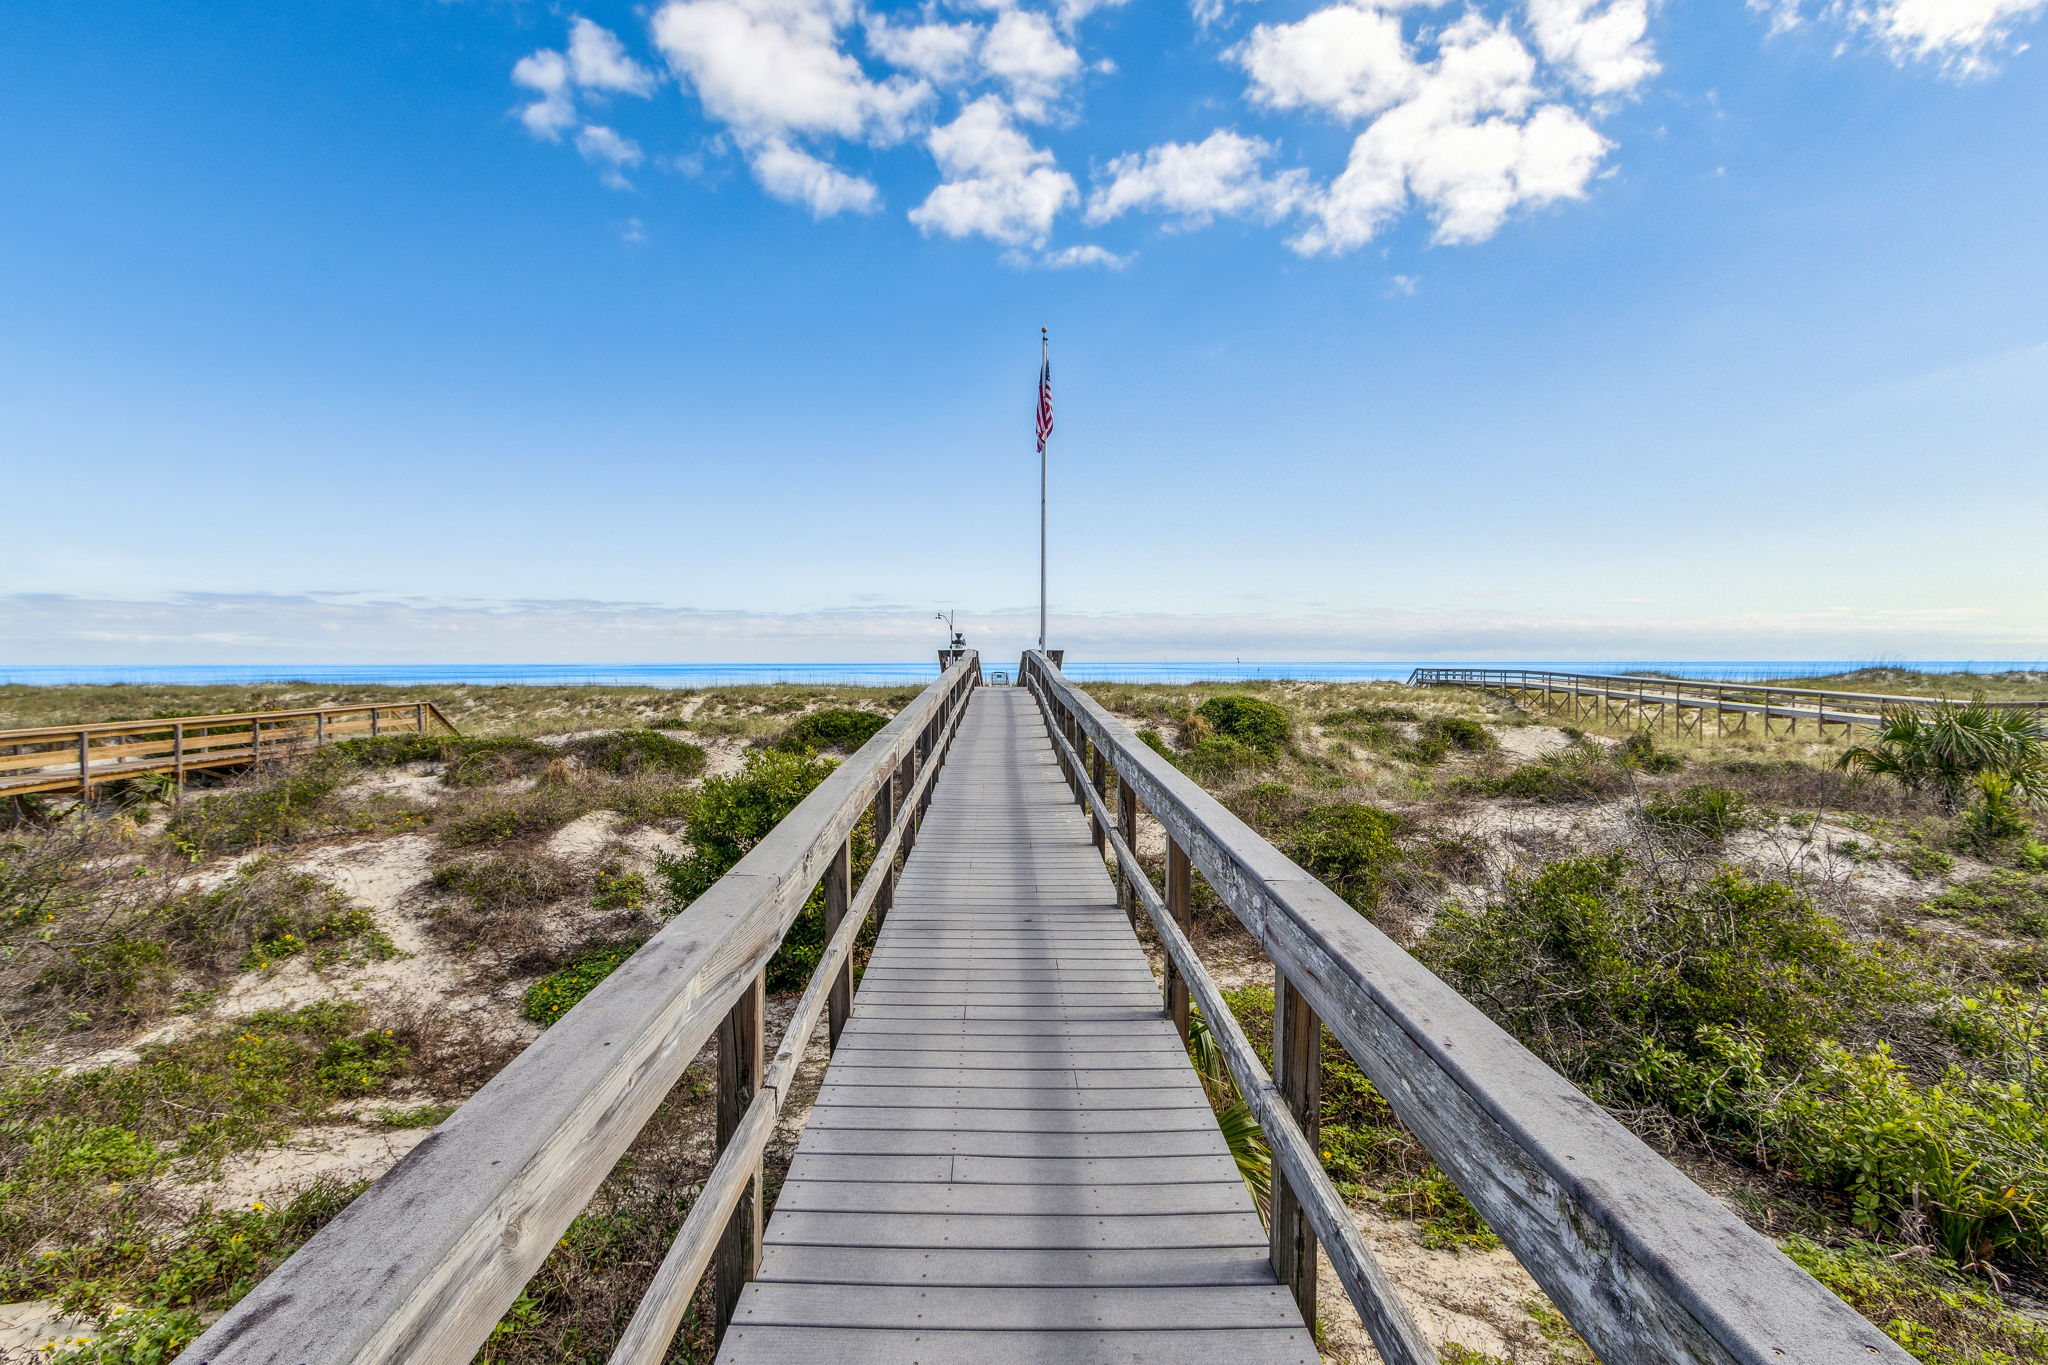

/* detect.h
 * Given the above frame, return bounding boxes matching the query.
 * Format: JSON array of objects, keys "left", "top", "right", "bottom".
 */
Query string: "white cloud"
[
  {"left": 651, "top": 0, "right": 929, "bottom": 143},
  {"left": 1762, "top": 0, "right": 2048, "bottom": 74},
  {"left": 567, "top": 16, "right": 658, "bottom": 94},
  {"left": 1086, "top": 129, "right": 1307, "bottom": 224},
  {"left": 512, "top": 49, "right": 578, "bottom": 140},
  {"left": 864, "top": 14, "right": 982, "bottom": 83},
  {"left": 1039, "top": 243, "right": 1129, "bottom": 267},
  {"left": 979, "top": 9, "right": 1083, "bottom": 119},
  {"left": 1053, "top": 0, "right": 1133, "bottom": 28},
  {"left": 1525, "top": 0, "right": 1659, "bottom": 94},
  {"left": 750, "top": 138, "right": 883, "bottom": 213},
  {"left": 909, "top": 97, "right": 1078, "bottom": 246},
  {"left": 575, "top": 124, "right": 646, "bottom": 188},
  {"left": 1235, "top": 3, "right": 1422, "bottom": 120},
  {"left": 1289, "top": 15, "right": 1608, "bottom": 252}
]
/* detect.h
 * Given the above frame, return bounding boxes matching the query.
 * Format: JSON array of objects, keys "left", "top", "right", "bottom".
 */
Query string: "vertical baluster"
[
  {"left": 1165, "top": 839, "right": 1192, "bottom": 1040},
  {"left": 416, "top": 703, "right": 426, "bottom": 733},
  {"left": 825, "top": 836, "right": 853, "bottom": 1049},
  {"left": 714, "top": 972, "right": 765, "bottom": 1334},
  {"left": 172, "top": 723, "right": 185, "bottom": 804},
  {"left": 873, "top": 765, "right": 896, "bottom": 927},
  {"left": 1272, "top": 976, "right": 1322, "bottom": 1327},
  {"left": 77, "top": 731, "right": 90, "bottom": 804},
  {"left": 1116, "top": 778, "right": 1138, "bottom": 925},
  {"left": 1089, "top": 744, "right": 1107, "bottom": 854}
]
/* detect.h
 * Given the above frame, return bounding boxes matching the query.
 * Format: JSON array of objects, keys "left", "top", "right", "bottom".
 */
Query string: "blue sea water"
[{"left": 2, "top": 660, "right": 2042, "bottom": 688}]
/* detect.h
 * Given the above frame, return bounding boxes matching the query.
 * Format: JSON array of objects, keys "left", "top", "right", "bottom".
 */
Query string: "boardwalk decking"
[{"left": 717, "top": 689, "right": 1315, "bottom": 1364}]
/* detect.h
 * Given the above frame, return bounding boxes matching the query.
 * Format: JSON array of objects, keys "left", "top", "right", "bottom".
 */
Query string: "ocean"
[{"left": 3, "top": 660, "right": 2043, "bottom": 688}]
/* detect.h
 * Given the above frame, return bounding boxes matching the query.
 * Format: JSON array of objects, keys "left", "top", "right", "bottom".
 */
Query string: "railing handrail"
[
  {"left": 1023, "top": 651, "right": 1907, "bottom": 1365},
  {"left": 178, "top": 653, "right": 982, "bottom": 1365},
  {"left": 1409, "top": 666, "right": 2047, "bottom": 712},
  {"left": 0, "top": 700, "right": 462, "bottom": 745}
]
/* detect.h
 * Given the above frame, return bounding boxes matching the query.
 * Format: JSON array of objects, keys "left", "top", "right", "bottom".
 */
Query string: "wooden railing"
[
  {"left": 1021, "top": 650, "right": 1910, "bottom": 1365},
  {"left": 175, "top": 653, "right": 982, "bottom": 1365},
  {"left": 0, "top": 702, "right": 461, "bottom": 800},
  {"left": 1411, "top": 666, "right": 2048, "bottom": 734}
]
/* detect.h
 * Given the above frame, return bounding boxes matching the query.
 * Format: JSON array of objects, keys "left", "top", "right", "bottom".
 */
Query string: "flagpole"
[{"left": 1039, "top": 326, "right": 1048, "bottom": 655}]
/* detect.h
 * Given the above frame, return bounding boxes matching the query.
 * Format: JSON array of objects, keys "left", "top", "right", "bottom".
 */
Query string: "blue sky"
[{"left": 2, "top": 0, "right": 2044, "bottom": 663}]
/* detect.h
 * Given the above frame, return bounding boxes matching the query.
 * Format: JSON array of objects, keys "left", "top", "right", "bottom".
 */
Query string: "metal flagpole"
[{"left": 1039, "top": 326, "right": 1048, "bottom": 654}]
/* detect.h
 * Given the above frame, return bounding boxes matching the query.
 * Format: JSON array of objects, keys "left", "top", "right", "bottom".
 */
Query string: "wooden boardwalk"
[{"left": 717, "top": 689, "right": 1315, "bottom": 1363}]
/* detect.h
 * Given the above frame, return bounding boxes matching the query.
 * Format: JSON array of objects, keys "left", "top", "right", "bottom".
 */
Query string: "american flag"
[{"left": 1035, "top": 346, "right": 1054, "bottom": 453}]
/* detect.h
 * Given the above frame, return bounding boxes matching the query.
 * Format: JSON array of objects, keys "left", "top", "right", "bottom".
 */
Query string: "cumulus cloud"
[
  {"left": 1039, "top": 242, "right": 1129, "bottom": 267},
  {"left": 750, "top": 138, "right": 883, "bottom": 213},
  {"left": 1086, "top": 129, "right": 1307, "bottom": 225},
  {"left": 567, "top": 15, "right": 658, "bottom": 94},
  {"left": 575, "top": 124, "right": 646, "bottom": 188},
  {"left": 1525, "top": 0, "right": 1659, "bottom": 94},
  {"left": 979, "top": 9, "right": 1084, "bottom": 119},
  {"left": 512, "top": 49, "right": 578, "bottom": 140},
  {"left": 651, "top": 0, "right": 929, "bottom": 143},
  {"left": 864, "top": 14, "right": 982, "bottom": 83},
  {"left": 909, "top": 97, "right": 1078, "bottom": 246},
  {"left": 1236, "top": 3, "right": 1421, "bottom": 120},
  {"left": 1760, "top": 0, "right": 2048, "bottom": 74}
]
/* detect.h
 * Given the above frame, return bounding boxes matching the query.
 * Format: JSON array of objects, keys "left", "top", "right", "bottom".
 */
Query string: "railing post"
[
  {"left": 315, "top": 712, "right": 325, "bottom": 746},
  {"left": 369, "top": 707, "right": 380, "bottom": 738},
  {"left": 1116, "top": 778, "right": 1138, "bottom": 924},
  {"left": 824, "top": 836, "right": 853, "bottom": 1049},
  {"left": 415, "top": 703, "right": 426, "bottom": 733},
  {"left": 1089, "top": 745, "right": 1108, "bottom": 854},
  {"left": 250, "top": 718, "right": 261, "bottom": 765},
  {"left": 873, "top": 769, "right": 896, "bottom": 925},
  {"left": 1165, "top": 838, "right": 1192, "bottom": 1040},
  {"left": 77, "top": 731, "right": 90, "bottom": 804},
  {"left": 714, "top": 971, "right": 765, "bottom": 1335},
  {"left": 172, "top": 723, "right": 185, "bottom": 803},
  {"left": 1272, "top": 976, "right": 1323, "bottom": 1327}
]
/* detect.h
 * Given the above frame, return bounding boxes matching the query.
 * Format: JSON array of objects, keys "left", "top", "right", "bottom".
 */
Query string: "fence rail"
[
  {"left": 1410, "top": 666, "right": 2048, "bottom": 736},
  {"left": 0, "top": 702, "right": 462, "bottom": 800},
  {"left": 175, "top": 653, "right": 982, "bottom": 1365},
  {"left": 1024, "top": 651, "right": 1908, "bottom": 1365}
]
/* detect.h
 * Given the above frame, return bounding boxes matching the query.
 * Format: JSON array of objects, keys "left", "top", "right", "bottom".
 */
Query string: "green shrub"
[
  {"left": 1483, "top": 745, "right": 1627, "bottom": 803},
  {"left": 1135, "top": 729, "right": 1172, "bottom": 759},
  {"left": 327, "top": 733, "right": 446, "bottom": 767},
  {"left": 593, "top": 867, "right": 649, "bottom": 911},
  {"left": 1619, "top": 731, "right": 1686, "bottom": 774},
  {"left": 164, "top": 761, "right": 350, "bottom": 854},
  {"left": 567, "top": 730, "right": 706, "bottom": 778},
  {"left": 1177, "top": 736, "right": 1258, "bottom": 782},
  {"left": 439, "top": 738, "right": 556, "bottom": 788},
  {"left": 1423, "top": 716, "right": 1495, "bottom": 753},
  {"left": 775, "top": 708, "right": 888, "bottom": 754},
  {"left": 1195, "top": 696, "right": 1290, "bottom": 753},
  {"left": 1786, "top": 1235, "right": 2048, "bottom": 1364},
  {"left": 1925, "top": 872, "right": 2048, "bottom": 938},
  {"left": 1282, "top": 803, "right": 1401, "bottom": 915},
  {"left": 429, "top": 852, "right": 580, "bottom": 910},
  {"left": 1958, "top": 772, "right": 2036, "bottom": 852},
  {"left": 656, "top": 750, "right": 848, "bottom": 988},
  {"left": 436, "top": 786, "right": 593, "bottom": 848},
  {"left": 1642, "top": 785, "right": 1748, "bottom": 846},
  {"left": 1422, "top": 855, "right": 1907, "bottom": 1077},
  {"left": 521, "top": 946, "right": 637, "bottom": 1026}
]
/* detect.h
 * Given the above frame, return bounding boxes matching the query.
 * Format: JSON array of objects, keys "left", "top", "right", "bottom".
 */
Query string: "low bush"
[
  {"left": 439, "top": 738, "right": 556, "bottom": 788},
  {"left": 567, "top": 729, "right": 706, "bottom": 778},
  {"left": 1322, "top": 704, "right": 1420, "bottom": 726},
  {"left": 1176, "top": 735, "right": 1260, "bottom": 782},
  {"left": 521, "top": 945, "right": 638, "bottom": 1026},
  {"left": 1840, "top": 704, "right": 2047, "bottom": 811},
  {"left": 1481, "top": 745, "right": 1630, "bottom": 803},
  {"left": 1281, "top": 803, "right": 1401, "bottom": 916},
  {"left": 1422, "top": 855, "right": 1907, "bottom": 1078},
  {"left": 430, "top": 851, "right": 580, "bottom": 911},
  {"left": 775, "top": 708, "right": 888, "bottom": 754},
  {"left": 436, "top": 785, "right": 595, "bottom": 849},
  {"left": 1424, "top": 716, "right": 1495, "bottom": 753},
  {"left": 1135, "top": 728, "right": 1173, "bottom": 759},
  {"left": 656, "top": 750, "right": 857, "bottom": 988},
  {"left": 163, "top": 760, "right": 351, "bottom": 855},
  {"left": 327, "top": 733, "right": 446, "bottom": 767},
  {"left": 1641, "top": 784, "right": 1748, "bottom": 847},
  {"left": 1957, "top": 772, "right": 2037, "bottom": 855},
  {"left": 1923, "top": 872, "right": 2048, "bottom": 937},
  {"left": 1786, "top": 1235, "right": 2048, "bottom": 1364},
  {"left": 1195, "top": 696, "right": 1290, "bottom": 754},
  {"left": 1618, "top": 731, "right": 1686, "bottom": 774}
]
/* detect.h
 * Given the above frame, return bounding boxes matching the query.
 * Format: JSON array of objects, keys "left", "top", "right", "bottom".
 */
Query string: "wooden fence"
[
  {"left": 1411, "top": 666, "right": 2048, "bottom": 737},
  {"left": 175, "top": 654, "right": 982, "bottom": 1365},
  {"left": 0, "top": 702, "right": 461, "bottom": 800},
  {"left": 1022, "top": 650, "right": 1909, "bottom": 1365}
]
